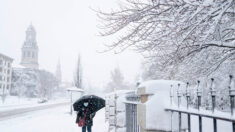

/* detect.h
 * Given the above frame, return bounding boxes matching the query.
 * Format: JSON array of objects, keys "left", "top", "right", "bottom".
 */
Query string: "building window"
[
  {"left": 0, "top": 67, "right": 2, "bottom": 72},
  {"left": 0, "top": 83, "right": 1, "bottom": 89},
  {"left": 27, "top": 51, "right": 31, "bottom": 57},
  {"left": 7, "top": 69, "right": 10, "bottom": 74},
  {"left": 6, "top": 85, "right": 9, "bottom": 90},
  {"left": 0, "top": 60, "right": 2, "bottom": 65},
  {"left": 8, "top": 62, "right": 11, "bottom": 68},
  {"left": 0, "top": 76, "right": 2, "bottom": 81},
  {"left": 7, "top": 77, "right": 10, "bottom": 82}
]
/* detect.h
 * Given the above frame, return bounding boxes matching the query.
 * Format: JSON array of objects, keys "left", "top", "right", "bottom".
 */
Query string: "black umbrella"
[{"left": 73, "top": 95, "right": 105, "bottom": 113}]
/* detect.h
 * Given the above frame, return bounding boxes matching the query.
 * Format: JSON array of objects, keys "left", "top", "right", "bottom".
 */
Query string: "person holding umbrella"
[
  {"left": 75, "top": 101, "right": 96, "bottom": 132},
  {"left": 73, "top": 95, "right": 105, "bottom": 132}
]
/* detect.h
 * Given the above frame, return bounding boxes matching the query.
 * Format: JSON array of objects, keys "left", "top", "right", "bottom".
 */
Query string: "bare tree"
[
  {"left": 98, "top": 0, "right": 235, "bottom": 77},
  {"left": 74, "top": 54, "right": 83, "bottom": 89},
  {"left": 105, "top": 67, "right": 128, "bottom": 92},
  {"left": 38, "top": 70, "right": 58, "bottom": 99}
]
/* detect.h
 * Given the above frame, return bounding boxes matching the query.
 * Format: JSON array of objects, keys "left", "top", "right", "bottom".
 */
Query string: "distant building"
[
  {"left": 20, "top": 24, "right": 39, "bottom": 69},
  {"left": 55, "top": 59, "right": 62, "bottom": 83},
  {"left": 0, "top": 53, "right": 13, "bottom": 95}
]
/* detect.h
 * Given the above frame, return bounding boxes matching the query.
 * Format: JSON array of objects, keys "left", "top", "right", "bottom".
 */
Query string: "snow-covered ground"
[{"left": 0, "top": 104, "right": 108, "bottom": 132}]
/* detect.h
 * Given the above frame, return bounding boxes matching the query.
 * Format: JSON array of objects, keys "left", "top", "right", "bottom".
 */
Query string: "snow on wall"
[
  {"left": 109, "top": 107, "right": 115, "bottom": 116},
  {"left": 116, "top": 94, "right": 126, "bottom": 112},
  {"left": 139, "top": 80, "right": 187, "bottom": 131},
  {"left": 138, "top": 79, "right": 185, "bottom": 94},
  {"left": 109, "top": 99, "right": 115, "bottom": 107},
  {"left": 116, "top": 112, "right": 126, "bottom": 127},
  {"left": 109, "top": 116, "right": 115, "bottom": 125},
  {"left": 105, "top": 90, "right": 133, "bottom": 132}
]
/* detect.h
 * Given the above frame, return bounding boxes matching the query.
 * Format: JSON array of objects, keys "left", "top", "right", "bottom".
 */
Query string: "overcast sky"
[{"left": 0, "top": 0, "right": 142, "bottom": 89}]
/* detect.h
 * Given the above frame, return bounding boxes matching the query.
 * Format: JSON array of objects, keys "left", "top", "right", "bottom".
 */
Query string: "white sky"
[{"left": 0, "top": 0, "right": 142, "bottom": 88}]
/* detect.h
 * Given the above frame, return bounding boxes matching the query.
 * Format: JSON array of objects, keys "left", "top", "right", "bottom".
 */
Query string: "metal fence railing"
[
  {"left": 125, "top": 93, "right": 140, "bottom": 132},
  {"left": 165, "top": 75, "right": 235, "bottom": 132}
]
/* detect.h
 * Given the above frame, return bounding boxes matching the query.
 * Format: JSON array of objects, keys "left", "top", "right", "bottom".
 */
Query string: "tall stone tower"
[{"left": 20, "top": 24, "right": 39, "bottom": 69}]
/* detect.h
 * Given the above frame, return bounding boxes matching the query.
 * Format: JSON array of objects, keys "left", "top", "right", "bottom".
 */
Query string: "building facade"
[
  {"left": 20, "top": 24, "right": 39, "bottom": 69},
  {"left": 0, "top": 53, "right": 13, "bottom": 95}
]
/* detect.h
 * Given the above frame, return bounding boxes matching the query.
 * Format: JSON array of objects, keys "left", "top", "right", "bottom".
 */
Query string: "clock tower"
[{"left": 20, "top": 24, "right": 39, "bottom": 69}]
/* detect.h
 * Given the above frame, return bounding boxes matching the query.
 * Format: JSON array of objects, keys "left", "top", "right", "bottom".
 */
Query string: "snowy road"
[
  {"left": 0, "top": 102, "right": 69, "bottom": 120},
  {"left": 0, "top": 104, "right": 108, "bottom": 132}
]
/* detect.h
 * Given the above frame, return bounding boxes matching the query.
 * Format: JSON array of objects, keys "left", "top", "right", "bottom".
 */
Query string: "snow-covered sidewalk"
[{"left": 0, "top": 104, "right": 108, "bottom": 132}]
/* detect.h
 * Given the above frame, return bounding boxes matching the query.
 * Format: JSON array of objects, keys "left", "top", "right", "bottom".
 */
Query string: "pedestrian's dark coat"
[{"left": 76, "top": 106, "right": 96, "bottom": 126}]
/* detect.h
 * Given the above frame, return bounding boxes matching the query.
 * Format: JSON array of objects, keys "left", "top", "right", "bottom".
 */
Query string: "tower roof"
[
  {"left": 22, "top": 23, "right": 38, "bottom": 49},
  {"left": 26, "top": 24, "right": 36, "bottom": 34}
]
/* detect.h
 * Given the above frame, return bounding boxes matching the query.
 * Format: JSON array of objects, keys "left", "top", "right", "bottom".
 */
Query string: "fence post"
[
  {"left": 170, "top": 85, "right": 173, "bottom": 132},
  {"left": 170, "top": 85, "right": 173, "bottom": 106},
  {"left": 177, "top": 83, "right": 181, "bottom": 108},
  {"left": 210, "top": 78, "right": 217, "bottom": 132},
  {"left": 177, "top": 83, "right": 182, "bottom": 132},
  {"left": 197, "top": 81, "right": 202, "bottom": 110},
  {"left": 186, "top": 82, "right": 191, "bottom": 132},
  {"left": 229, "top": 75, "right": 235, "bottom": 132},
  {"left": 197, "top": 80, "right": 202, "bottom": 132}
]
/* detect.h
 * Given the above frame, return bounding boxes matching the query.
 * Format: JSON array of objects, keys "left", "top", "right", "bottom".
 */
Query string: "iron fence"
[{"left": 166, "top": 75, "right": 235, "bottom": 132}]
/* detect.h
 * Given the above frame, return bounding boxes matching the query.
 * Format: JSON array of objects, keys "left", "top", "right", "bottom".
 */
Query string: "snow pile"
[{"left": 138, "top": 80, "right": 187, "bottom": 131}]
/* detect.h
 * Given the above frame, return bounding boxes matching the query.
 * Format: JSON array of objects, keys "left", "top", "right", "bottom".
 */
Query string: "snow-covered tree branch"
[{"left": 98, "top": 0, "right": 235, "bottom": 76}]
